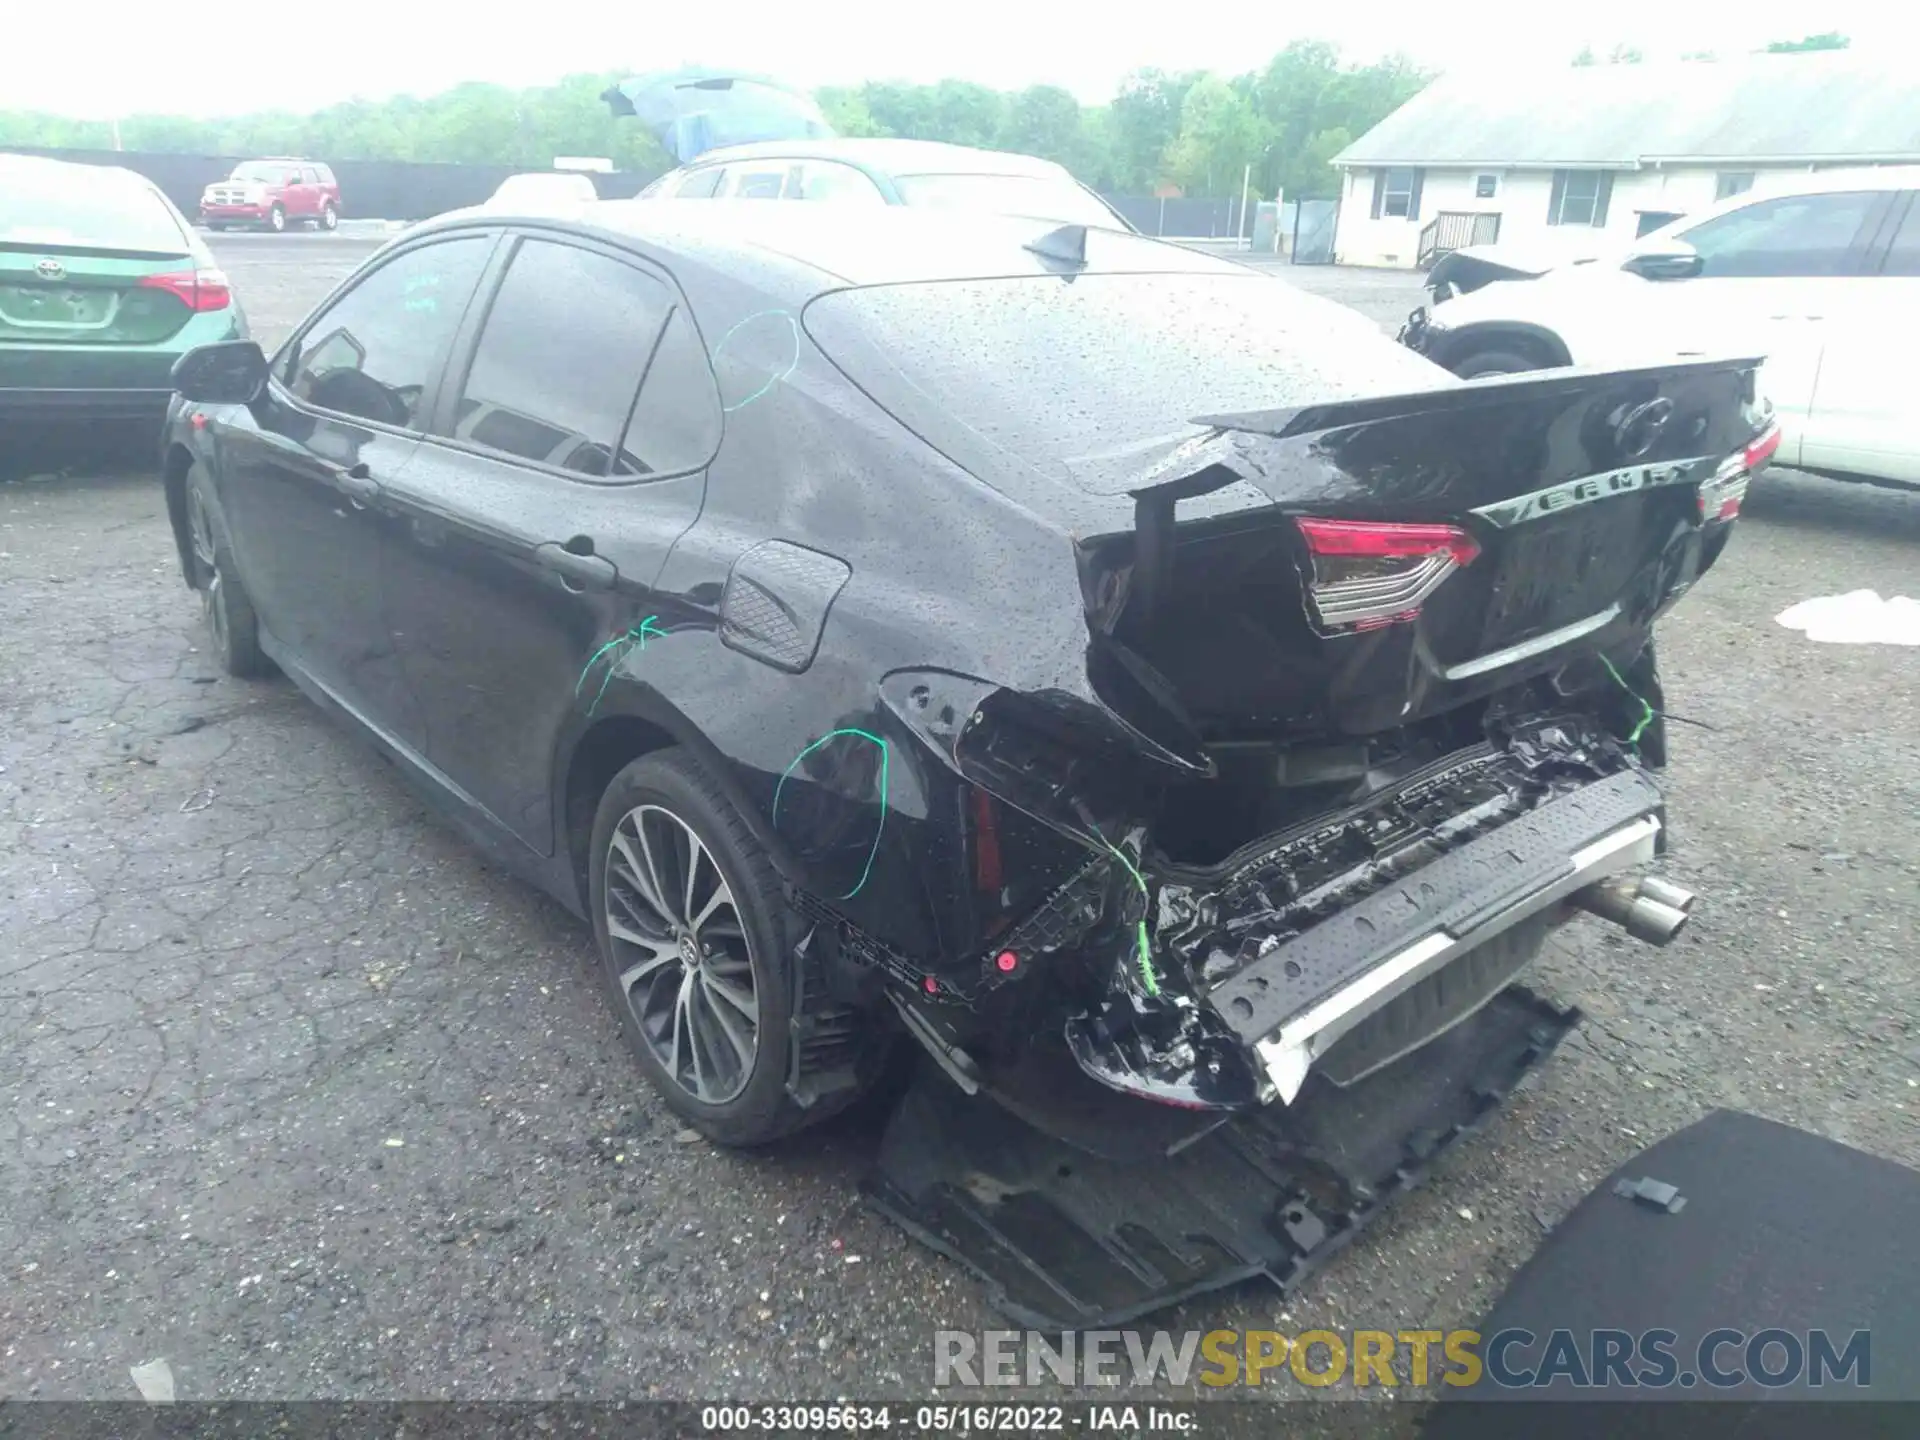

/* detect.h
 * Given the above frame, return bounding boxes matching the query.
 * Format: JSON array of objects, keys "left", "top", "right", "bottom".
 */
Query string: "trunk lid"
[
  {"left": 0, "top": 245, "right": 203, "bottom": 345},
  {"left": 600, "top": 68, "right": 835, "bottom": 164},
  {"left": 1, "top": 157, "right": 202, "bottom": 345},
  {"left": 1087, "top": 358, "right": 1768, "bottom": 743}
]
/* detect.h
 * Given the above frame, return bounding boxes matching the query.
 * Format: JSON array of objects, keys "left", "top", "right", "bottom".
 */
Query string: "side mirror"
[
  {"left": 1623, "top": 246, "right": 1703, "bottom": 281},
  {"left": 171, "top": 340, "right": 268, "bottom": 405}
]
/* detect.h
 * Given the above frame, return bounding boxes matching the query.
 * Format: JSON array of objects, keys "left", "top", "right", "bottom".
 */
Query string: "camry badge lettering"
[{"left": 1471, "top": 456, "right": 1712, "bottom": 528}]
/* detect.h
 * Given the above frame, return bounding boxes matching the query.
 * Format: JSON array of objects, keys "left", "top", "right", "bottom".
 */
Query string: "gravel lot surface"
[{"left": 3, "top": 230, "right": 1916, "bottom": 1413}]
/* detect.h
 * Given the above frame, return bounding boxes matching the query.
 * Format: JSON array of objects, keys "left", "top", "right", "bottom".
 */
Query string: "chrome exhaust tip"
[
  {"left": 1636, "top": 875, "right": 1697, "bottom": 914},
  {"left": 1573, "top": 877, "right": 1691, "bottom": 947}
]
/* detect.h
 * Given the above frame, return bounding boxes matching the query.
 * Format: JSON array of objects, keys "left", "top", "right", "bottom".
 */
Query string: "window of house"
[
  {"left": 452, "top": 239, "right": 676, "bottom": 476},
  {"left": 1474, "top": 173, "right": 1498, "bottom": 200},
  {"left": 793, "top": 161, "right": 888, "bottom": 204},
  {"left": 284, "top": 236, "right": 492, "bottom": 428},
  {"left": 1676, "top": 190, "right": 1886, "bottom": 278},
  {"left": 1547, "top": 170, "right": 1614, "bottom": 227},
  {"left": 1715, "top": 172, "right": 1756, "bottom": 202},
  {"left": 1636, "top": 210, "right": 1685, "bottom": 238},
  {"left": 1369, "top": 167, "right": 1424, "bottom": 221}
]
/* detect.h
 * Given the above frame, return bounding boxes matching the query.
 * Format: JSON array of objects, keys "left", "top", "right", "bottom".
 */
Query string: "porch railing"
[{"left": 1417, "top": 211, "right": 1502, "bottom": 266}]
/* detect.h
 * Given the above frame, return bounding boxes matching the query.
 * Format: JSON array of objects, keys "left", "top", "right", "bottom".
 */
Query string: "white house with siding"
[{"left": 1330, "top": 54, "right": 1920, "bottom": 268}]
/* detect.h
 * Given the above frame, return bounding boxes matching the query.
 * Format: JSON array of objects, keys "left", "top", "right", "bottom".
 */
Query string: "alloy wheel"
[
  {"left": 605, "top": 803, "right": 760, "bottom": 1105},
  {"left": 186, "top": 488, "right": 228, "bottom": 654}
]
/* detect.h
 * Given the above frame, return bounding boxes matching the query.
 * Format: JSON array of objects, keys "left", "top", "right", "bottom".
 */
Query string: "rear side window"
[
  {"left": 673, "top": 168, "right": 724, "bottom": 199},
  {"left": 450, "top": 238, "right": 711, "bottom": 477},
  {"left": 794, "top": 162, "right": 888, "bottom": 205},
  {"left": 0, "top": 162, "right": 188, "bottom": 254},
  {"left": 621, "top": 308, "right": 722, "bottom": 475},
  {"left": 1678, "top": 191, "right": 1885, "bottom": 277},
  {"left": 722, "top": 165, "right": 794, "bottom": 200},
  {"left": 1882, "top": 196, "right": 1920, "bottom": 276},
  {"left": 286, "top": 236, "right": 491, "bottom": 428}
]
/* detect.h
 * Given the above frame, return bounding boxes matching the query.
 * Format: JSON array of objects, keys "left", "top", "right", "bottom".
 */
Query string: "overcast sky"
[{"left": 32, "top": 0, "right": 1920, "bottom": 118}]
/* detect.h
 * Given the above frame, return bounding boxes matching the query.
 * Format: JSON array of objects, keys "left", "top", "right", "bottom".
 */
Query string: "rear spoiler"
[{"left": 1187, "top": 353, "right": 1769, "bottom": 445}]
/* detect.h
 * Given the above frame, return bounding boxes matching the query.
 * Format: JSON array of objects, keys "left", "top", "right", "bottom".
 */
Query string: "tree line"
[
  {"left": 0, "top": 42, "right": 1427, "bottom": 200},
  {"left": 0, "top": 33, "right": 1854, "bottom": 198}
]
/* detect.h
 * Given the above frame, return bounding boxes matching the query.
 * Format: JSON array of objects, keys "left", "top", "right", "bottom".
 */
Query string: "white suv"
[{"left": 1399, "top": 168, "right": 1920, "bottom": 491}]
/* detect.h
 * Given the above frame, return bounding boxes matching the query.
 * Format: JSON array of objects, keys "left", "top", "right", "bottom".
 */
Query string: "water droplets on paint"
[{"left": 1775, "top": 590, "right": 1920, "bottom": 647}]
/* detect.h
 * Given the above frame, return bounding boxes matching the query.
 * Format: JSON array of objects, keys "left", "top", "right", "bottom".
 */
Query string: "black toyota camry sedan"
[{"left": 161, "top": 203, "right": 1769, "bottom": 1177}]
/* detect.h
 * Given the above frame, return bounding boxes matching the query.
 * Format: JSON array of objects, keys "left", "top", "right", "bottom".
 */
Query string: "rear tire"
[
  {"left": 589, "top": 749, "right": 853, "bottom": 1147},
  {"left": 1453, "top": 346, "right": 1546, "bottom": 379},
  {"left": 267, "top": 204, "right": 286, "bottom": 234},
  {"left": 319, "top": 202, "right": 338, "bottom": 232},
  {"left": 184, "top": 463, "right": 272, "bottom": 679}
]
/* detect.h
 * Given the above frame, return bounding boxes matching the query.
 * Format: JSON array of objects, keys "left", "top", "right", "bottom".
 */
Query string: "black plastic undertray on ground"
[
  {"left": 1422, "top": 1107, "right": 1920, "bottom": 1439},
  {"left": 863, "top": 984, "right": 1579, "bottom": 1329}
]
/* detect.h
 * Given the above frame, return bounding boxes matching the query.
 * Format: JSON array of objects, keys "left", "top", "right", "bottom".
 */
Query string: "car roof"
[
  {"left": 409, "top": 201, "right": 1244, "bottom": 300},
  {"left": 676, "top": 137, "right": 1075, "bottom": 180},
  {"left": 1, "top": 152, "right": 152, "bottom": 191}
]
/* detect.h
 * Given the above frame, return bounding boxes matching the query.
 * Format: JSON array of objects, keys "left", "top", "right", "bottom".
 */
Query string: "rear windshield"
[
  {"left": 804, "top": 272, "right": 1447, "bottom": 494},
  {"left": 230, "top": 161, "right": 294, "bottom": 182},
  {"left": 892, "top": 172, "right": 1122, "bottom": 228},
  {"left": 0, "top": 163, "right": 189, "bottom": 254}
]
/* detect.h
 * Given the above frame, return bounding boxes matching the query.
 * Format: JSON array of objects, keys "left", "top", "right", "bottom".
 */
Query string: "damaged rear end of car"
[
  {"left": 801, "top": 264, "right": 1770, "bottom": 1318},
  {"left": 856, "top": 348, "right": 1767, "bottom": 1111}
]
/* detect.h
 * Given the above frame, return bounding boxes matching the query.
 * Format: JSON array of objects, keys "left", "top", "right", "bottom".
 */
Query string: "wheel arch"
[
  {"left": 162, "top": 443, "right": 197, "bottom": 588},
  {"left": 558, "top": 684, "right": 812, "bottom": 913},
  {"left": 1432, "top": 321, "right": 1574, "bottom": 374}
]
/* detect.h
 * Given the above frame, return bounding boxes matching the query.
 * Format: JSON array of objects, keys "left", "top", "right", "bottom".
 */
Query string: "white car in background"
[
  {"left": 602, "top": 67, "right": 1133, "bottom": 231},
  {"left": 1400, "top": 168, "right": 1920, "bottom": 491},
  {"left": 484, "top": 172, "right": 600, "bottom": 211}
]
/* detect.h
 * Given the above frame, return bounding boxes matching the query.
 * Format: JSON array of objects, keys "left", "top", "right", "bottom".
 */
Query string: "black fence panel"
[
  {"left": 1099, "top": 194, "right": 1239, "bottom": 238},
  {"left": 1, "top": 147, "right": 662, "bottom": 221},
  {"left": 1291, "top": 198, "right": 1340, "bottom": 265}
]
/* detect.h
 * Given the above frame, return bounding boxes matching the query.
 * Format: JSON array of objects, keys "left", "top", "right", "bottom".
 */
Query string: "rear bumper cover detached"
[
  {"left": 1218, "top": 767, "right": 1663, "bottom": 1101},
  {"left": 1062, "top": 732, "right": 1670, "bottom": 1112}
]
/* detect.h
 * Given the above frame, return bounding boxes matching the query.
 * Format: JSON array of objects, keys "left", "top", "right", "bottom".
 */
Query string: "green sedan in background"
[{"left": 1, "top": 154, "right": 247, "bottom": 430}]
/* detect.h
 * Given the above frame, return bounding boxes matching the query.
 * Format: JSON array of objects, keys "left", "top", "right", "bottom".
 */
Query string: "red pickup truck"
[{"left": 199, "top": 159, "right": 341, "bottom": 233}]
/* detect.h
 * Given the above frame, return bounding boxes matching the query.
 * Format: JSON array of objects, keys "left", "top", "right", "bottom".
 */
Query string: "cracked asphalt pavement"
[{"left": 3, "top": 232, "right": 1917, "bottom": 1408}]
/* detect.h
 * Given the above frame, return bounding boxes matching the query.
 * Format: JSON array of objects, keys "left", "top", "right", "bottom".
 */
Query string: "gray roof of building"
[{"left": 1335, "top": 53, "right": 1920, "bottom": 168}]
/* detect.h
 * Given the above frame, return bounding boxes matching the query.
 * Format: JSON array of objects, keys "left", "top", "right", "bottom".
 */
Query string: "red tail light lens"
[
  {"left": 1698, "top": 420, "right": 1780, "bottom": 523},
  {"left": 1744, "top": 419, "right": 1782, "bottom": 473},
  {"left": 1294, "top": 517, "right": 1481, "bottom": 631},
  {"left": 139, "top": 268, "right": 232, "bottom": 312}
]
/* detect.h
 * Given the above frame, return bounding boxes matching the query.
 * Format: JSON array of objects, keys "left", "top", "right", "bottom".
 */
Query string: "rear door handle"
[{"left": 534, "top": 542, "right": 616, "bottom": 591}]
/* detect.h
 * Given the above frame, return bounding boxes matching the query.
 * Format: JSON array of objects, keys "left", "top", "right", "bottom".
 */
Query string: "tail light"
[
  {"left": 1294, "top": 517, "right": 1481, "bottom": 631},
  {"left": 139, "top": 268, "right": 232, "bottom": 312},
  {"left": 1698, "top": 419, "right": 1780, "bottom": 523}
]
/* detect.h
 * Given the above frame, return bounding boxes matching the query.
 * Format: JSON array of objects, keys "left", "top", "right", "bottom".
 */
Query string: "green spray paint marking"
[
  {"left": 1600, "top": 655, "right": 1656, "bottom": 748},
  {"left": 1080, "top": 828, "right": 1158, "bottom": 996},
  {"left": 773, "top": 728, "right": 891, "bottom": 902},
  {"left": 712, "top": 309, "right": 801, "bottom": 413},
  {"left": 575, "top": 616, "right": 666, "bottom": 718}
]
